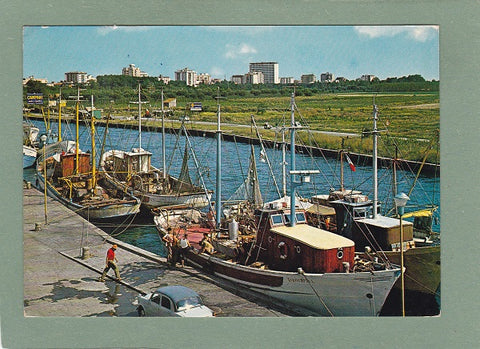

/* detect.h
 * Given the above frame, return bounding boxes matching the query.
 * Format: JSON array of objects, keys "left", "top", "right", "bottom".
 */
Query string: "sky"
[{"left": 23, "top": 25, "right": 439, "bottom": 82}]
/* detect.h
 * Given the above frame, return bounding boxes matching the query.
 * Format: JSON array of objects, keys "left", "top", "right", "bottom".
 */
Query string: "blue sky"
[{"left": 23, "top": 25, "right": 439, "bottom": 82}]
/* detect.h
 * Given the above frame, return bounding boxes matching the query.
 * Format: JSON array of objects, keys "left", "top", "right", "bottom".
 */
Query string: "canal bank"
[
  {"left": 26, "top": 114, "right": 440, "bottom": 175},
  {"left": 23, "top": 184, "right": 296, "bottom": 317}
]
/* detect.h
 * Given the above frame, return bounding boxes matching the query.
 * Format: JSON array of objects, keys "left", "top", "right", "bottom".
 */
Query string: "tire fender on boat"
[{"left": 278, "top": 241, "right": 288, "bottom": 260}]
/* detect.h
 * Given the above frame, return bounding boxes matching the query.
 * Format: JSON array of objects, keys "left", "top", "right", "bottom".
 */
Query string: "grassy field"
[
  {"left": 173, "top": 92, "right": 440, "bottom": 163},
  {"left": 32, "top": 92, "right": 440, "bottom": 163}
]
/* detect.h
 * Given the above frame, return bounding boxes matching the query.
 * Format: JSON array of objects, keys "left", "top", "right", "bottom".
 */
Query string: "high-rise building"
[
  {"left": 197, "top": 73, "right": 211, "bottom": 85},
  {"left": 320, "top": 72, "right": 335, "bottom": 83},
  {"left": 280, "top": 77, "right": 294, "bottom": 84},
  {"left": 359, "top": 74, "right": 376, "bottom": 82},
  {"left": 243, "top": 71, "right": 264, "bottom": 84},
  {"left": 231, "top": 75, "right": 243, "bottom": 84},
  {"left": 301, "top": 74, "right": 317, "bottom": 84},
  {"left": 122, "top": 64, "right": 148, "bottom": 77},
  {"left": 65, "top": 71, "right": 90, "bottom": 83},
  {"left": 249, "top": 62, "right": 279, "bottom": 84},
  {"left": 175, "top": 67, "right": 197, "bottom": 87}
]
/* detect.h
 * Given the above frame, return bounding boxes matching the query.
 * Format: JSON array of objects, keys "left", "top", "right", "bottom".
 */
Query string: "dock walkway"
[{"left": 23, "top": 186, "right": 291, "bottom": 317}]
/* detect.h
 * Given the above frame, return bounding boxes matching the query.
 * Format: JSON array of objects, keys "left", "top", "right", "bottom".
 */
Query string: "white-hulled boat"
[
  {"left": 23, "top": 145, "right": 37, "bottom": 169},
  {"left": 23, "top": 122, "right": 39, "bottom": 168},
  {"left": 100, "top": 147, "right": 210, "bottom": 210},
  {"left": 100, "top": 84, "right": 210, "bottom": 210},
  {"left": 181, "top": 92, "right": 401, "bottom": 316}
]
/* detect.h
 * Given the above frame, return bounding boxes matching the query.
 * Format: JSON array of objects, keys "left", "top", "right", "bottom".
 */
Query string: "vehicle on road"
[{"left": 136, "top": 285, "right": 214, "bottom": 317}]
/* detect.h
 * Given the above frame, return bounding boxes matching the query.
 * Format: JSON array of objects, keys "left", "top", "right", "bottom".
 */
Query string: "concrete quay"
[{"left": 23, "top": 185, "right": 292, "bottom": 317}]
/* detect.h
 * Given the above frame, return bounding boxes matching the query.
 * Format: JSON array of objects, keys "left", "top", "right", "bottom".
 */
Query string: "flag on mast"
[{"left": 345, "top": 153, "right": 356, "bottom": 172}]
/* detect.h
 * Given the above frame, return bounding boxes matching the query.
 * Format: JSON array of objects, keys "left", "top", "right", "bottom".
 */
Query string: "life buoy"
[
  {"left": 278, "top": 241, "right": 288, "bottom": 260},
  {"left": 295, "top": 245, "right": 301, "bottom": 254},
  {"left": 268, "top": 236, "right": 273, "bottom": 244}
]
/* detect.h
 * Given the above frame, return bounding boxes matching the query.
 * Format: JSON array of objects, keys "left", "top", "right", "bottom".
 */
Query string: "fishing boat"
[
  {"left": 100, "top": 85, "right": 210, "bottom": 210},
  {"left": 153, "top": 144, "right": 262, "bottom": 250},
  {"left": 23, "top": 145, "right": 37, "bottom": 169},
  {"left": 328, "top": 103, "right": 440, "bottom": 306},
  {"left": 23, "top": 122, "right": 39, "bottom": 168},
  {"left": 174, "top": 92, "right": 402, "bottom": 316},
  {"left": 36, "top": 96, "right": 141, "bottom": 222}
]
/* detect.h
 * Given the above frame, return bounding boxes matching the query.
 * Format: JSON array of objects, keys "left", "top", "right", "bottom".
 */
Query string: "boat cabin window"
[
  {"left": 283, "top": 212, "right": 307, "bottom": 225},
  {"left": 270, "top": 214, "right": 284, "bottom": 226},
  {"left": 295, "top": 212, "right": 307, "bottom": 223},
  {"left": 353, "top": 207, "right": 368, "bottom": 219}
]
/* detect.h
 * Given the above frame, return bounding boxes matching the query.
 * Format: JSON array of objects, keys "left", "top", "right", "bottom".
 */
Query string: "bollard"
[
  {"left": 34, "top": 223, "right": 42, "bottom": 231},
  {"left": 81, "top": 247, "right": 91, "bottom": 260}
]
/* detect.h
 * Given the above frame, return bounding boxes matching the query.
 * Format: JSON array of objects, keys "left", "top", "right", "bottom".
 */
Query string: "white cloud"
[
  {"left": 97, "top": 26, "right": 155, "bottom": 36},
  {"left": 225, "top": 43, "right": 257, "bottom": 59},
  {"left": 354, "top": 26, "right": 438, "bottom": 42}
]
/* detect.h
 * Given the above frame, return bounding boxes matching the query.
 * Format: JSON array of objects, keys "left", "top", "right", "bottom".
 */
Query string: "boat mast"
[
  {"left": 130, "top": 83, "right": 148, "bottom": 150},
  {"left": 340, "top": 138, "right": 345, "bottom": 192},
  {"left": 75, "top": 87, "right": 80, "bottom": 174},
  {"left": 58, "top": 87, "right": 62, "bottom": 142},
  {"left": 290, "top": 92, "right": 297, "bottom": 227},
  {"left": 138, "top": 84, "right": 142, "bottom": 150},
  {"left": 215, "top": 87, "right": 222, "bottom": 230},
  {"left": 372, "top": 101, "right": 379, "bottom": 219},
  {"left": 393, "top": 144, "right": 398, "bottom": 214},
  {"left": 90, "top": 95, "right": 96, "bottom": 189},
  {"left": 282, "top": 124, "right": 287, "bottom": 197},
  {"left": 161, "top": 88, "right": 166, "bottom": 179},
  {"left": 251, "top": 116, "right": 281, "bottom": 198}
]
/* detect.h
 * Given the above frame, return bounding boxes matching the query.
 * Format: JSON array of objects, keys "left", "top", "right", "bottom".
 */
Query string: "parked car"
[{"left": 136, "top": 285, "right": 214, "bottom": 317}]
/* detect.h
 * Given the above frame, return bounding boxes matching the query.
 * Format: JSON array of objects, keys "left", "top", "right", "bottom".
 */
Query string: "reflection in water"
[{"left": 105, "top": 283, "right": 121, "bottom": 304}]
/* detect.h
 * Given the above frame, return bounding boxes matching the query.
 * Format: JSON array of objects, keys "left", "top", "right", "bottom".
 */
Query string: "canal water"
[{"left": 24, "top": 118, "right": 440, "bottom": 259}]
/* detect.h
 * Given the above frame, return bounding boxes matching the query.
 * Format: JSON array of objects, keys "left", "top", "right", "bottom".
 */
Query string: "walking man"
[{"left": 99, "top": 244, "right": 121, "bottom": 282}]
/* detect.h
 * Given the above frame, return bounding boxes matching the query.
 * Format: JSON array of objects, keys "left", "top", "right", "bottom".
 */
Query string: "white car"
[{"left": 136, "top": 285, "right": 214, "bottom": 317}]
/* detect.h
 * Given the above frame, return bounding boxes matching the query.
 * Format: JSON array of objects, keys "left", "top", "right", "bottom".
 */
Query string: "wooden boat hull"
[
  {"left": 384, "top": 245, "right": 440, "bottom": 296},
  {"left": 187, "top": 251, "right": 401, "bottom": 316},
  {"left": 139, "top": 190, "right": 210, "bottom": 210},
  {"left": 36, "top": 172, "right": 141, "bottom": 221},
  {"left": 100, "top": 149, "right": 210, "bottom": 210}
]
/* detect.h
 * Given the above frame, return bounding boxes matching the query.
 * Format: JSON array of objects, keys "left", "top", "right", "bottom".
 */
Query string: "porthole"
[{"left": 336, "top": 248, "right": 344, "bottom": 259}]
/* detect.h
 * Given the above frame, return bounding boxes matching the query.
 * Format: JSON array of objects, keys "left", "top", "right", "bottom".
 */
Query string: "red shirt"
[{"left": 107, "top": 248, "right": 115, "bottom": 261}]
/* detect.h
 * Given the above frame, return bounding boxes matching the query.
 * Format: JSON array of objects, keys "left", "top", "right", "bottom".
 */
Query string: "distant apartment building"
[
  {"left": 249, "top": 62, "right": 279, "bottom": 84},
  {"left": 157, "top": 75, "right": 171, "bottom": 84},
  {"left": 280, "top": 77, "right": 294, "bottom": 85},
  {"left": 175, "top": 67, "right": 197, "bottom": 87},
  {"left": 122, "top": 64, "right": 148, "bottom": 77},
  {"left": 197, "top": 73, "right": 211, "bottom": 85},
  {"left": 301, "top": 74, "right": 317, "bottom": 84},
  {"left": 359, "top": 74, "right": 377, "bottom": 82},
  {"left": 335, "top": 77, "right": 348, "bottom": 83},
  {"left": 320, "top": 72, "right": 335, "bottom": 83},
  {"left": 65, "top": 71, "right": 94, "bottom": 84},
  {"left": 243, "top": 71, "right": 264, "bottom": 84},
  {"left": 231, "top": 75, "right": 243, "bottom": 84}
]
